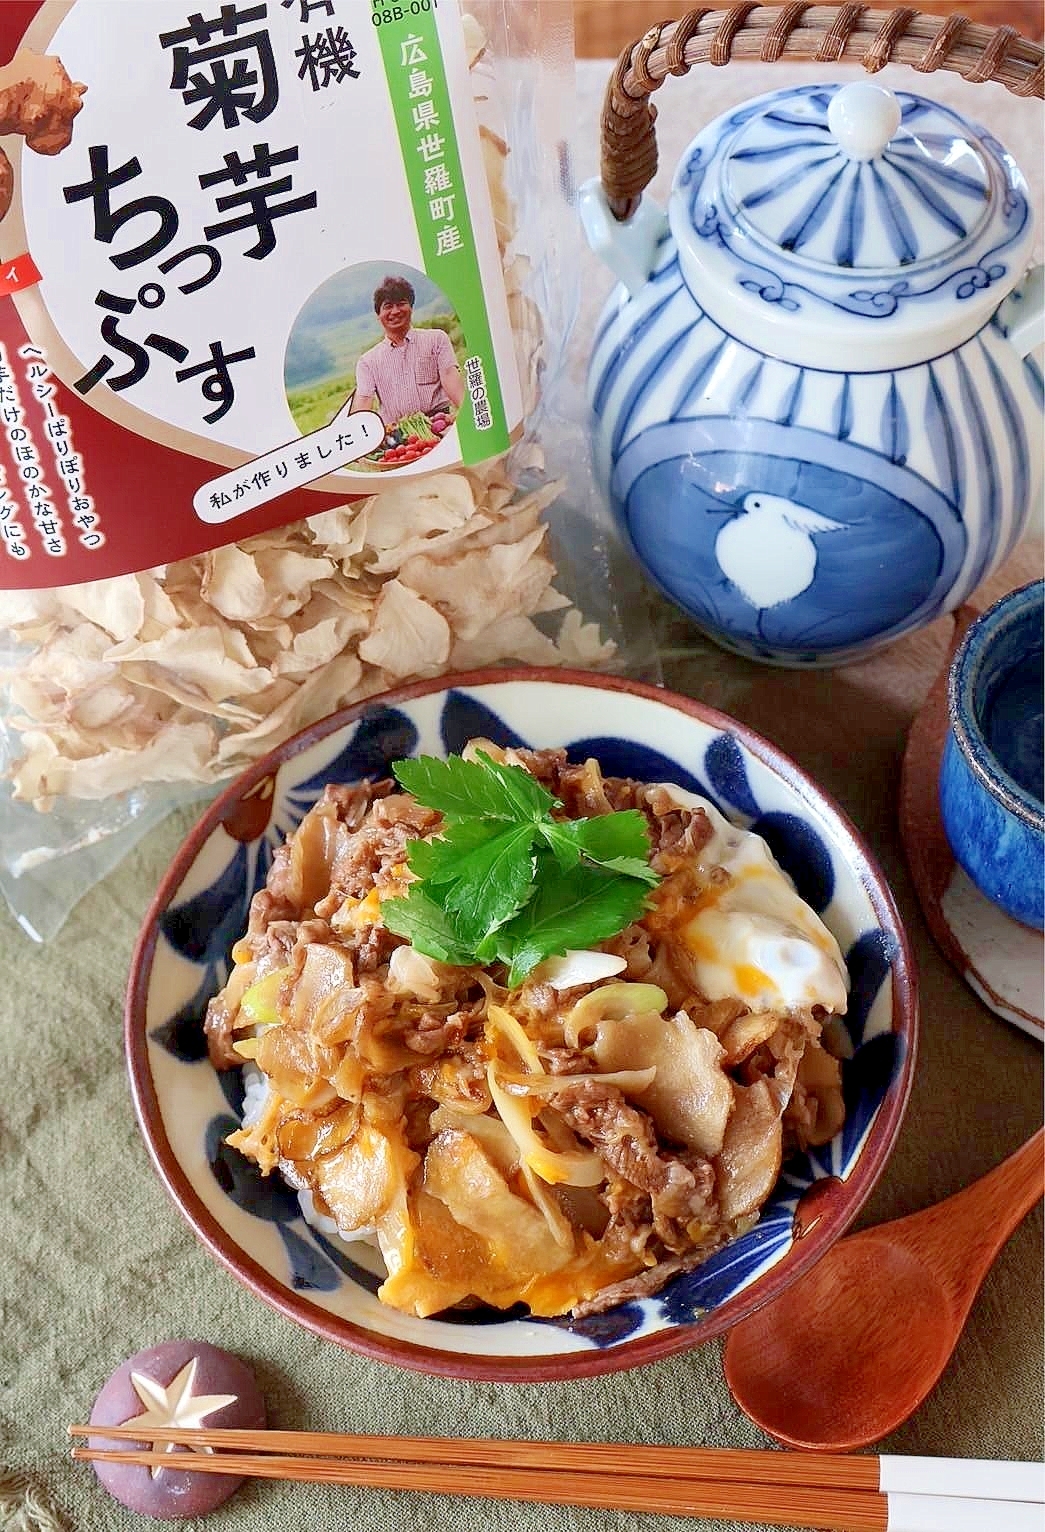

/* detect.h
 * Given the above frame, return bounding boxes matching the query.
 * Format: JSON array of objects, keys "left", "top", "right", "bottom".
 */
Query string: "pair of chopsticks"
[{"left": 69, "top": 1426, "right": 1044, "bottom": 1532}]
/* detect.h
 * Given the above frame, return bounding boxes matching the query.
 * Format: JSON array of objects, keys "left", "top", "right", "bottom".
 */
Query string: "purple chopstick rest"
[{"left": 87, "top": 1340, "right": 265, "bottom": 1519}]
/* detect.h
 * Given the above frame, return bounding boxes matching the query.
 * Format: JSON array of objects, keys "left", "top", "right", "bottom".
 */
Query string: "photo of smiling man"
[{"left": 352, "top": 275, "right": 465, "bottom": 428}]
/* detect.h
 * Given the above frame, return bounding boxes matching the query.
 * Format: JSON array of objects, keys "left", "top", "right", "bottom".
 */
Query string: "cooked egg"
[{"left": 656, "top": 784, "right": 849, "bottom": 1015}]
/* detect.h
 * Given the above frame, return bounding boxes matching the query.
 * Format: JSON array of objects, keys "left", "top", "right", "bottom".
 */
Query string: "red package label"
[
  {"left": 0, "top": 254, "right": 41, "bottom": 295},
  {"left": 0, "top": 0, "right": 519, "bottom": 590}
]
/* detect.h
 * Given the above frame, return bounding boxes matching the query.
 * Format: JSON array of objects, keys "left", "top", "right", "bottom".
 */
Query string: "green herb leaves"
[
  {"left": 483, "top": 864, "right": 656, "bottom": 988},
  {"left": 393, "top": 752, "right": 555, "bottom": 823},
  {"left": 383, "top": 752, "right": 660, "bottom": 986}
]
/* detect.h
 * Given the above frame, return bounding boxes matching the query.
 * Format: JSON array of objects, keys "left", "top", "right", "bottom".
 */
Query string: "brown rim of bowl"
[{"left": 125, "top": 665, "right": 919, "bottom": 1382}]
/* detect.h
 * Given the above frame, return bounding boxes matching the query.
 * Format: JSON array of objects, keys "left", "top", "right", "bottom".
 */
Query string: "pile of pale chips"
[
  {"left": 1, "top": 11, "right": 614, "bottom": 813},
  {"left": 3, "top": 466, "right": 614, "bottom": 809}
]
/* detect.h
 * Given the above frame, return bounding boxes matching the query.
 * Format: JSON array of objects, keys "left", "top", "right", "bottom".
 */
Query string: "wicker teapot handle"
[{"left": 601, "top": 4, "right": 1044, "bottom": 219}]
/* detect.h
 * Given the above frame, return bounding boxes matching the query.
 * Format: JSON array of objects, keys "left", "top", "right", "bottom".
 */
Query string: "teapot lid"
[{"left": 673, "top": 82, "right": 1034, "bottom": 371}]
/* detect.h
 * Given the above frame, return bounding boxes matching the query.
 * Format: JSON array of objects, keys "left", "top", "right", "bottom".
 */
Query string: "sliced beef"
[
  {"left": 353, "top": 923, "right": 400, "bottom": 974},
  {"left": 400, "top": 1009, "right": 471, "bottom": 1056},
  {"left": 542, "top": 1047, "right": 592, "bottom": 1076},
  {"left": 203, "top": 993, "right": 241, "bottom": 1070},
  {"left": 642, "top": 786, "right": 714, "bottom": 864},
  {"left": 323, "top": 779, "right": 393, "bottom": 828},
  {"left": 327, "top": 794, "right": 441, "bottom": 899},
  {"left": 547, "top": 1078, "right": 717, "bottom": 1240},
  {"left": 571, "top": 1241, "right": 727, "bottom": 1319},
  {"left": 602, "top": 922, "right": 653, "bottom": 979}
]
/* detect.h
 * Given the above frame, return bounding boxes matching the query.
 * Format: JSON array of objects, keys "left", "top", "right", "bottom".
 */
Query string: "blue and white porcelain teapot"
[{"left": 581, "top": 73, "right": 1043, "bottom": 666}]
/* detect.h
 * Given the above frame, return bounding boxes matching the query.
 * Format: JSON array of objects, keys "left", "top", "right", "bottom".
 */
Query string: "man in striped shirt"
[{"left": 352, "top": 275, "right": 464, "bottom": 428}]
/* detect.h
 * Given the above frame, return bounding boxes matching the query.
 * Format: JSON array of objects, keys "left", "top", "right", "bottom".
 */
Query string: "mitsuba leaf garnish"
[
  {"left": 381, "top": 885, "right": 475, "bottom": 967},
  {"left": 384, "top": 752, "right": 660, "bottom": 984},
  {"left": 393, "top": 751, "right": 555, "bottom": 823}
]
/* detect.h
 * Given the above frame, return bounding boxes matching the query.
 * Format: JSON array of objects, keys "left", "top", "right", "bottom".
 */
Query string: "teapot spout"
[
  {"left": 578, "top": 179, "right": 668, "bottom": 298},
  {"left": 999, "top": 264, "right": 1044, "bottom": 359}
]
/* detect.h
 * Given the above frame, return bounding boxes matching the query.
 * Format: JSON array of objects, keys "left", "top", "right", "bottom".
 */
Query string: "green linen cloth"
[
  {"left": 2, "top": 554, "right": 1042, "bottom": 1532},
  {"left": 3, "top": 53, "right": 1043, "bottom": 1532}
]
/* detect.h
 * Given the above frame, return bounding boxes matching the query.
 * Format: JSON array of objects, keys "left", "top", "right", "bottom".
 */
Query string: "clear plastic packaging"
[{"left": 0, "top": 0, "right": 654, "bottom": 940}]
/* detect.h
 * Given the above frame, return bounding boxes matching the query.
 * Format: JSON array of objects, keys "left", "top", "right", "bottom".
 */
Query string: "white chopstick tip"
[
  {"left": 880, "top": 1456, "right": 1045, "bottom": 1505},
  {"left": 886, "top": 1493, "right": 1045, "bottom": 1532}
]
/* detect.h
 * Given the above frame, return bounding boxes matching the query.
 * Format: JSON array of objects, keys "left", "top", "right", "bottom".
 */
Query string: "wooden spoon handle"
[
  {"left": 902, "top": 1129, "right": 1044, "bottom": 1309},
  {"left": 973, "top": 1127, "right": 1045, "bottom": 1229}
]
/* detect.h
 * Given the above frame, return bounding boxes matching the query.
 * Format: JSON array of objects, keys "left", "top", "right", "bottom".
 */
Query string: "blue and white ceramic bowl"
[
  {"left": 126, "top": 671, "right": 917, "bottom": 1380},
  {"left": 941, "top": 582, "right": 1045, "bottom": 929}
]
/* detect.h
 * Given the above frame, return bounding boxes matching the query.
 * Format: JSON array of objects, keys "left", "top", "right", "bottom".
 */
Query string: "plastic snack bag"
[{"left": 0, "top": 0, "right": 651, "bottom": 940}]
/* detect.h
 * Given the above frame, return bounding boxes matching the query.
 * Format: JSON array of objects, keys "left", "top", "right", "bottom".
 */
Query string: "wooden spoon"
[{"left": 723, "top": 1129, "right": 1044, "bottom": 1451}]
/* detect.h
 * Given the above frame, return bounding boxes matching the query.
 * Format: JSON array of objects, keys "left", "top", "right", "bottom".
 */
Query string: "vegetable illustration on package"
[{"left": 0, "top": 48, "right": 85, "bottom": 221}]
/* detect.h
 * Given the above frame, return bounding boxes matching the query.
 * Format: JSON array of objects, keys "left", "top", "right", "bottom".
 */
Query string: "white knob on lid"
[{"left": 827, "top": 82, "right": 902, "bottom": 161}]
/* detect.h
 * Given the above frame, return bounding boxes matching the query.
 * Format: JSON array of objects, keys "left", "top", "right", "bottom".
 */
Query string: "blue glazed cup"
[{"left": 940, "top": 582, "right": 1044, "bottom": 929}]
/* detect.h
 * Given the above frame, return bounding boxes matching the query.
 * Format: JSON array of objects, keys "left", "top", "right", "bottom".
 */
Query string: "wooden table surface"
[{"left": 575, "top": 1, "right": 1045, "bottom": 58}]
